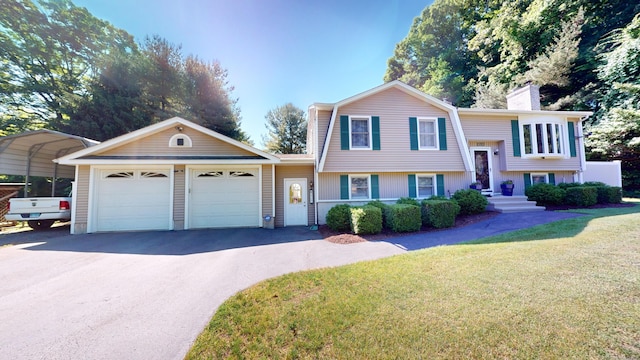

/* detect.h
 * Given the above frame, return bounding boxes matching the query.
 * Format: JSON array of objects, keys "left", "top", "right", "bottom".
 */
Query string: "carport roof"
[{"left": 0, "top": 130, "right": 99, "bottom": 178}]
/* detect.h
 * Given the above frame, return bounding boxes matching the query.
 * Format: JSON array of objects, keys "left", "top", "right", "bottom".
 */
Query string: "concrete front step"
[{"left": 486, "top": 195, "right": 546, "bottom": 213}]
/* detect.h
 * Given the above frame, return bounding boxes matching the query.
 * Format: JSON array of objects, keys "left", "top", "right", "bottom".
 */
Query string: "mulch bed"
[{"left": 320, "top": 202, "right": 636, "bottom": 244}]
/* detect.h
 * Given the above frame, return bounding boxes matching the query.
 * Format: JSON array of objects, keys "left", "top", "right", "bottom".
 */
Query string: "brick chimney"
[{"left": 506, "top": 83, "right": 540, "bottom": 111}]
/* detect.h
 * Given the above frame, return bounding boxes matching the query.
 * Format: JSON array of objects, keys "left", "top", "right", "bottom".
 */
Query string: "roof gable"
[
  {"left": 56, "top": 117, "right": 279, "bottom": 164},
  {"left": 317, "top": 81, "right": 472, "bottom": 172}
]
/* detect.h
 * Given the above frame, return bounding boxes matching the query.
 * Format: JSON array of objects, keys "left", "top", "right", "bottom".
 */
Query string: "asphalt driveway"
[
  {"left": 0, "top": 211, "right": 582, "bottom": 359},
  {"left": 0, "top": 226, "right": 404, "bottom": 360}
]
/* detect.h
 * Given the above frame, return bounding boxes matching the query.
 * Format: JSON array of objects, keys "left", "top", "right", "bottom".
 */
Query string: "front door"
[
  {"left": 284, "top": 178, "right": 308, "bottom": 226},
  {"left": 471, "top": 147, "right": 493, "bottom": 192}
]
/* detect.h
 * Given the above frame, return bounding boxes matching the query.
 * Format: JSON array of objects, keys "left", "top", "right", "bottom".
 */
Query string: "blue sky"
[{"left": 74, "top": 0, "right": 431, "bottom": 146}]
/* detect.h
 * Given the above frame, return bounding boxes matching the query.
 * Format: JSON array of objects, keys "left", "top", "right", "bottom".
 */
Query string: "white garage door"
[
  {"left": 189, "top": 168, "right": 259, "bottom": 228},
  {"left": 94, "top": 169, "right": 171, "bottom": 232}
]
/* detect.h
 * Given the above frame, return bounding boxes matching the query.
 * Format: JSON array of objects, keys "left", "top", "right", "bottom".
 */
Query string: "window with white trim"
[
  {"left": 350, "top": 116, "right": 371, "bottom": 149},
  {"left": 416, "top": 174, "right": 436, "bottom": 198},
  {"left": 169, "top": 134, "right": 192, "bottom": 147},
  {"left": 531, "top": 173, "right": 549, "bottom": 185},
  {"left": 418, "top": 118, "right": 438, "bottom": 149},
  {"left": 521, "top": 120, "right": 564, "bottom": 156},
  {"left": 350, "top": 175, "right": 370, "bottom": 199}
]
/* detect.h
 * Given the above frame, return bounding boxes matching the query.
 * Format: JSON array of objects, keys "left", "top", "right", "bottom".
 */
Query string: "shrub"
[
  {"left": 385, "top": 204, "right": 421, "bottom": 233},
  {"left": 421, "top": 199, "right": 460, "bottom": 228},
  {"left": 367, "top": 200, "right": 389, "bottom": 228},
  {"left": 557, "top": 182, "right": 582, "bottom": 189},
  {"left": 349, "top": 206, "right": 382, "bottom": 235},
  {"left": 451, "top": 189, "right": 488, "bottom": 215},
  {"left": 396, "top": 197, "right": 420, "bottom": 206},
  {"left": 428, "top": 195, "right": 449, "bottom": 201},
  {"left": 565, "top": 186, "right": 598, "bottom": 207},
  {"left": 326, "top": 204, "right": 351, "bottom": 232},
  {"left": 606, "top": 187, "right": 623, "bottom": 204},
  {"left": 525, "top": 183, "right": 566, "bottom": 206}
]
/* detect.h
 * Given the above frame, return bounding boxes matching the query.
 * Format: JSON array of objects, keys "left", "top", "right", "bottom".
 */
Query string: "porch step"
[{"left": 486, "top": 195, "right": 546, "bottom": 213}]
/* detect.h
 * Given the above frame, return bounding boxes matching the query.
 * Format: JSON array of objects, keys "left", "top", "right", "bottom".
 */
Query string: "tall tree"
[
  {"left": 587, "top": 14, "right": 640, "bottom": 191},
  {"left": 140, "top": 35, "right": 185, "bottom": 122},
  {"left": 0, "top": 0, "right": 136, "bottom": 131},
  {"left": 262, "top": 103, "right": 307, "bottom": 154},
  {"left": 183, "top": 56, "right": 250, "bottom": 143},
  {"left": 64, "top": 49, "right": 152, "bottom": 141}
]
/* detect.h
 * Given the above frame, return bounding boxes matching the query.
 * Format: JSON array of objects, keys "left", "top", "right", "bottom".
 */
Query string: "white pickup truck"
[{"left": 5, "top": 197, "right": 71, "bottom": 230}]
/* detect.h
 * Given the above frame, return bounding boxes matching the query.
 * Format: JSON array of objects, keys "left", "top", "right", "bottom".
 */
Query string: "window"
[
  {"left": 350, "top": 175, "right": 370, "bottom": 199},
  {"left": 417, "top": 175, "right": 435, "bottom": 198},
  {"left": 521, "top": 120, "right": 564, "bottom": 157},
  {"left": 350, "top": 117, "right": 371, "bottom": 149},
  {"left": 418, "top": 118, "right": 438, "bottom": 149},
  {"left": 105, "top": 171, "right": 133, "bottom": 179},
  {"left": 289, "top": 183, "right": 302, "bottom": 204},
  {"left": 141, "top": 171, "right": 168, "bottom": 178},
  {"left": 169, "top": 134, "right": 192, "bottom": 147},
  {"left": 531, "top": 173, "right": 549, "bottom": 184}
]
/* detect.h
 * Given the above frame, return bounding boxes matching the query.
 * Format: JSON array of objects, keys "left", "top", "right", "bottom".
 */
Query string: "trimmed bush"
[
  {"left": 451, "top": 189, "right": 488, "bottom": 215},
  {"left": 396, "top": 197, "right": 420, "bottom": 206},
  {"left": 565, "top": 186, "right": 598, "bottom": 207},
  {"left": 349, "top": 206, "right": 382, "bottom": 235},
  {"left": 421, "top": 199, "right": 460, "bottom": 228},
  {"left": 385, "top": 204, "right": 421, "bottom": 233},
  {"left": 557, "top": 182, "right": 582, "bottom": 189},
  {"left": 606, "top": 187, "right": 623, "bottom": 204},
  {"left": 326, "top": 204, "right": 351, "bottom": 232},
  {"left": 367, "top": 200, "right": 389, "bottom": 228},
  {"left": 525, "top": 183, "right": 566, "bottom": 206}
]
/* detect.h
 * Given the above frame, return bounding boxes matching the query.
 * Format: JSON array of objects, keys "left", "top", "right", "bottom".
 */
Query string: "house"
[{"left": 56, "top": 80, "right": 592, "bottom": 234}]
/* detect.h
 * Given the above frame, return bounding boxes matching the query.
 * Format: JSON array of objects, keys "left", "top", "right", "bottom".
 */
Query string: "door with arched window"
[{"left": 284, "top": 178, "right": 307, "bottom": 226}]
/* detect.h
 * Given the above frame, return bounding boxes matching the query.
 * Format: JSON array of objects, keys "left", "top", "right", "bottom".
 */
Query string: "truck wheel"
[{"left": 27, "top": 220, "right": 55, "bottom": 230}]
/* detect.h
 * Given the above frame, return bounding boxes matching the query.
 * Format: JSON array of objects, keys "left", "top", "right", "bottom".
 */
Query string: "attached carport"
[{"left": 0, "top": 130, "right": 99, "bottom": 196}]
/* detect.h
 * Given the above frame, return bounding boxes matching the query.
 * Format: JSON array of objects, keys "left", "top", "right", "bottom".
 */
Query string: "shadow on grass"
[{"left": 463, "top": 204, "right": 640, "bottom": 246}]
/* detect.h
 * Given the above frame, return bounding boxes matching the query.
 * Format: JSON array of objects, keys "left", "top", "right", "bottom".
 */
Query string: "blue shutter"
[
  {"left": 408, "top": 174, "right": 417, "bottom": 198},
  {"left": 436, "top": 174, "right": 445, "bottom": 196},
  {"left": 511, "top": 120, "right": 521, "bottom": 157},
  {"left": 438, "top": 117, "right": 447, "bottom": 150},
  {"left": 409, "top": 117, "right": 418, "bottom": 150},
  {"left": 340, "top": 115, "right": 349, "bottom": 150},
  {"left": 548, "top": 173, "right": 556, "bottom": 185},
  {"left": 340, "top": 175, "right": 349, "bottom": 199},
  {"left": 524, "top": 173, "right": 532, "bottom": 190},
  {"left": 371, "top": 174, "right": 379, "bottom": 199},
  {"left": 372, "top": 116, "right": 380, "bottom": 150},
  {"left": 567, "top": 121, "right": 577, "bottom": 157}
]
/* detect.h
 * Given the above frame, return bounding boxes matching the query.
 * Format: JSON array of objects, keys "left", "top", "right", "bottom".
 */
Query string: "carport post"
[
  {"left": 51, "top": 162, "right": 58, "bottom": 196},
  {"left": 24, "top": 156, "right": 30, "bottom": 197}
]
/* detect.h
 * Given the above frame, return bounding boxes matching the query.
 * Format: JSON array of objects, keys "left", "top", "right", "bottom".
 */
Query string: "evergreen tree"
[{"left": 262, "top": 103, "right": 307, "bottom": 154}]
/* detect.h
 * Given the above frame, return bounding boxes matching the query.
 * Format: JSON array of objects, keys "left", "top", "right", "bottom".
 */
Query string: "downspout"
[
  {"left": 314, "top": 107, "right": 320, "bottom": 226},
  {"left": 271, "top": 163, "right": 275, "bottom": 223},
  {"left": 577, "top": 116, "right": 588, "bottom": 183}
]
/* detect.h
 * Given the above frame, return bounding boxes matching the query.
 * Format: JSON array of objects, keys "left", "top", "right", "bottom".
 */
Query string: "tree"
[
  {"left": 183, "top": 56, "right": 250, "bottom": 143},
  {"left": 262, "top": 103, "right": 307, "bottom": 154},
  {"left": 64, "top": 49, "right": 152, "bottom": 141},
  {"left": 0, "top": 0, "right": 136, "bottom": 130},
  {"left": 587, "top": 14, "right": 640, "bottom": 191}
]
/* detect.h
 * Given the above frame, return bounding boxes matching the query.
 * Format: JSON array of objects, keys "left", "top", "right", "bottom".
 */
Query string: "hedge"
[
  {"left": 385, "top": 204, "right": 421, "bottom": 233},
  {"left": 421, "top": 199, "right": 460, "bottom": 228},
  {"left": 350, "top": 206, "right": 382, "bottom": 235},
  {"left": 326, "top": 204, "right": 351, "bottom": 231},
  {"left": 525, "top": 183, "right": 566, "bottom": 206},
  {"left": 451, "top": 189, "right": 488, "bottom": 215},
  {"left": 367, "top": 200, "right": 389, "bottom": 228},
  {"left": 565, "top": 186, "right": 598, "bottom": 207}
]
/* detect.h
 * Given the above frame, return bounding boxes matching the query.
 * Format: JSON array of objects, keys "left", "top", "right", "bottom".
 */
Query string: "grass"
[{"left": 186, "top": 204, "right": 640, "bottom": 359}]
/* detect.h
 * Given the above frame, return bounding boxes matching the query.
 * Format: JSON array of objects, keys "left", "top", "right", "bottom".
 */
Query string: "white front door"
[
  {"left": 471, "top": 147, "right": 494, "bottom": 192},
  {"left": 284, "top": 178, "right": 307, "bottom": 226}
]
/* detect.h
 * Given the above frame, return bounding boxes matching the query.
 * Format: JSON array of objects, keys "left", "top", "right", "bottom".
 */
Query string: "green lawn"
[{"left": 187, "top": 204, "right": 640, "bottom": 359}]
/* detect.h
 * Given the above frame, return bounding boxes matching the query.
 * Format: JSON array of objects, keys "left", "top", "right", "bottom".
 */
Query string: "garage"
[
  {"left": 93, "top": 168, "right": 172, "bottom": 232},
  {"left": 188, "top": 167, "right": 260, "bottom": 228}
]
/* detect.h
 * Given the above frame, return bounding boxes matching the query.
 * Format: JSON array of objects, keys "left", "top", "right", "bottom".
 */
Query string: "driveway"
[
  {"left": 0, "top": 211, "right": 581, "bottom": 359},
  {"left": 0, "top": 226, "right": 404, "bottom": 360}
]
